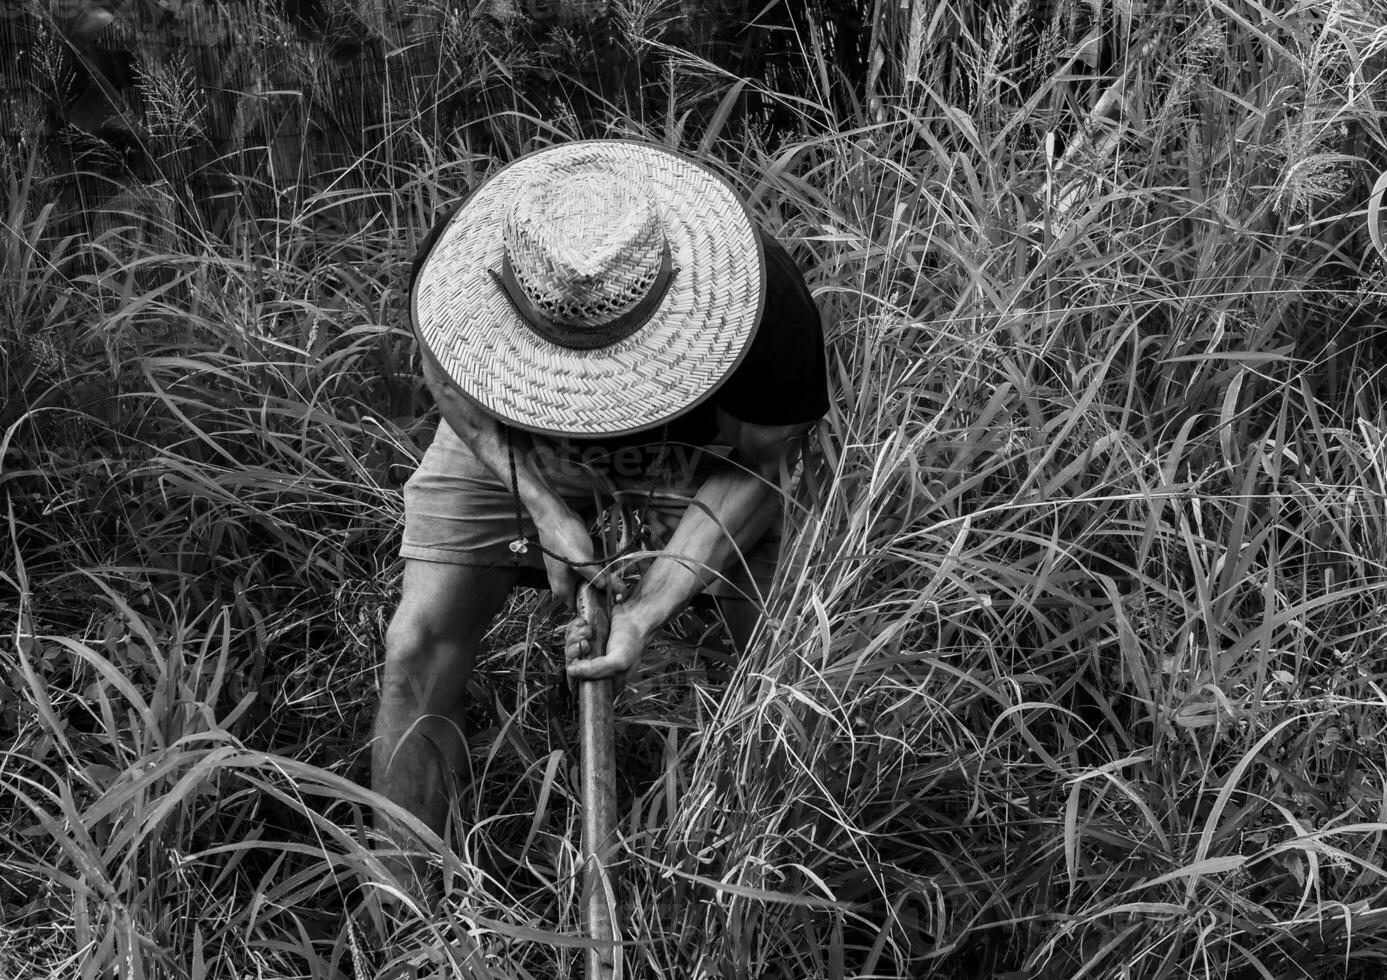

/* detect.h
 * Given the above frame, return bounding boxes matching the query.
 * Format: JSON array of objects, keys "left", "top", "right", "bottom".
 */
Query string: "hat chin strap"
[{"left": 490, "top": 241, "right": 679, "bottom": 351}]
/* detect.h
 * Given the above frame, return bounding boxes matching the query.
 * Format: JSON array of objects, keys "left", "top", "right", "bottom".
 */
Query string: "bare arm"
[
  {"left": 566, "top": 407, "right": 810, "bottom": 680},
  {"left": 419, "top": 343, "right": 620, "bottom": 604}
]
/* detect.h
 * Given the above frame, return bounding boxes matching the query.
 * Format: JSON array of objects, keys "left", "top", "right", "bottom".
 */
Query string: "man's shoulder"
[
  {"left": 753, "top": 226, "right": 819, "bottom": 326},
  {"left": 755, "top": 226, "right": 804, "bottom": 274}
]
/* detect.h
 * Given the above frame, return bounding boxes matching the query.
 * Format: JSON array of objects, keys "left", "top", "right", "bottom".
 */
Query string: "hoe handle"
[{"left": 576, "top": 582, "right": 619, "bottom": 980}]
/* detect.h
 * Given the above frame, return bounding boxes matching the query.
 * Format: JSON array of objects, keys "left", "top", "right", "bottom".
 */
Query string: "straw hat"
[{"left": 411, "top": 140, "right": 767, "bottom": 438}]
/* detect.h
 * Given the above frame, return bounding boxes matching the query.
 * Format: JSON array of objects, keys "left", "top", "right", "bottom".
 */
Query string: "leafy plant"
[{"left": 4, "top": 1, "right": 1387, "bottom": 978}]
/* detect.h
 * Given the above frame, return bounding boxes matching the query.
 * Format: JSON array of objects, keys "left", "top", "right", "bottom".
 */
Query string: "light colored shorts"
[{"left": 400, "top": 421, "right": 780, "bottom": 599}]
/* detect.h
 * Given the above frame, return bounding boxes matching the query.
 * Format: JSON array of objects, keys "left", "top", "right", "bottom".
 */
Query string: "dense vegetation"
[{"left": 4, "top": 0, "right": 1387, "bottom": 977}]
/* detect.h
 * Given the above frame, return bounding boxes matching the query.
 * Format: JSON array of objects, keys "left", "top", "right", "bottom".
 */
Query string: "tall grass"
[{"left": 4, "top": 0, "right": 1387, "bottom": 977}]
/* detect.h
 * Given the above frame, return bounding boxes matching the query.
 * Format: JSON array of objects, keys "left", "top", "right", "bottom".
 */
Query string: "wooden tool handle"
[{"left": 576, "top": 582, "right": 619, "bottom": 980}]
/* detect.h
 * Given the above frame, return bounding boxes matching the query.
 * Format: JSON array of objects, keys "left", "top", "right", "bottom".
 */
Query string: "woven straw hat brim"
[{"left": 412, "top": 140, "right": 766, "bottom": 438}]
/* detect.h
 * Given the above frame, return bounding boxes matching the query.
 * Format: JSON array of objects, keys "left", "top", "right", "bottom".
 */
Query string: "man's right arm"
[
  {"left": 419, "top": 342, "right": 562, "bottom": 526},
  {"left": 418, "top": 343, "right": 618, "bottom": 605}
]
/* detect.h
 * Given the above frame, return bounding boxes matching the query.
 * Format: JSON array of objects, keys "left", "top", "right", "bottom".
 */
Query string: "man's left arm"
[{"left": 565, "top": 407, "right": 811, "bottom": 681}]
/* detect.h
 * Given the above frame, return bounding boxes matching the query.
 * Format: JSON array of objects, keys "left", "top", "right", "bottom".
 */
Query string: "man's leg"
[
  {"left": 371, "top": 558, "right": 520, "bottom": 895},
  {"left": 715, "top": 581, "right": 766, "bottom": 655},
  {"left": 718, "top": 597, "right": 759, "bottom": 655},
  {"left": 713, "top": 532, "right": 779, "bottom": 655}
]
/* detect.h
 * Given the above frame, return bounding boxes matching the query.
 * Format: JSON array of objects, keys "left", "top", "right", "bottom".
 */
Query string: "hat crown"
[{"left": 502, "top": 163, "right": 668, "bottom": 333}]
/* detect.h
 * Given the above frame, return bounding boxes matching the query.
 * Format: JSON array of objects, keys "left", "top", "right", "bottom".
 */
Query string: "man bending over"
[{"left": 372, "top": 139, "right": 829, "bottom": 893}]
